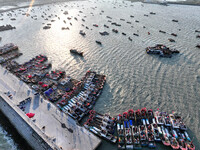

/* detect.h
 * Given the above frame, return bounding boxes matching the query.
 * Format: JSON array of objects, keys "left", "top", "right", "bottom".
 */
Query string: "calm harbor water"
[{"left": 0, "top": 0, "right": 200, "bottom": 149}]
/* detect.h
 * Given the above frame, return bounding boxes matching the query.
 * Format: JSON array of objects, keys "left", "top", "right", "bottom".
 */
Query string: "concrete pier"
[{"left": 0, "top": 65, "right": 101, "bottom": 150}]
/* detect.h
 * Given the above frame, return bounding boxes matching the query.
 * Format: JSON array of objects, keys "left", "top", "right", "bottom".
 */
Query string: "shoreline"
[
  {"left": 0, "top": 0, "right": 200, "bottom": 13},
  {"left": 0, "top": 0, "right": 83, "bottom": 13},
  {"left": 128, "top": 0, "right": 200, "bottom": 6}
]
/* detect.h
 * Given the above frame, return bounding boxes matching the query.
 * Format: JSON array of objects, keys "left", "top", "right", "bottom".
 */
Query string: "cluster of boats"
[
  {"left": 0, "top": 43, "right": 21, "bottom": 64},
  {"left": 116, "top": 108, "right": 195, "bottom": 150},
  {"left": 1, "top": 49, "right": 107, "bottom": 122},
  {"left": 146, "top": 44, "right": 180, "bottom": 58},
  {"left": 0, "top": 43, "right": 18, "bottom": 55},
  {"left": 0, "top": 24, "right": 16, "bottom": 32},
  {"left": 57, "top": 71, "right": 106, "bottom": 121},
  {"left": 84, "top": 110, "right": 117, "bottom": 143}
]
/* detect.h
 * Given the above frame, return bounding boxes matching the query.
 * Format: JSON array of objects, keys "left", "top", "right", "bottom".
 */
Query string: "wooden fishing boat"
[
  {"left": 169, "top": 114, "right": 179, "bottom": 129},
  {"left": 132, "top": 126, "right": 142, "bottom": 149},
  {"left": 146, "top": 124, "right": 156, "bottom": 148},
  {"left": 179, "top": 139, "right": 188, "bottom": 150},
  {"left": 139, "top": 125, "right": 148, "bottom": 147},
  {"left": 170, "top": 137, "right": 180, "bottom": 149},
  {"left": 154, "top": 111, "right": 165, "bottom": 125},
  {"left": 152, "top": 123, "right": 162, "bottom": 142},
  {"left": 124, "top": 120, "right": 134, "bottom": 149},
  {"left": 117, "top": 123, "right": 126, "bottom": 149}
]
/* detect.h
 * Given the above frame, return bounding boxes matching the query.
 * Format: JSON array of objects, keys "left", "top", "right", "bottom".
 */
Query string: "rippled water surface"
[{"left": 0, "top": 0, "right": 200, "bottom": 149}]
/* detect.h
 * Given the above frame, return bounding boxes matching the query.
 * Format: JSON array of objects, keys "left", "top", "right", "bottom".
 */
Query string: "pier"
[{"left": 0, "top": 65, "right": 101, "bottom": 150}]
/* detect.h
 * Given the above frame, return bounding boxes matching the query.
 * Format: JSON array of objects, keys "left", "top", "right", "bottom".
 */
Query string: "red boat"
[
  {"left": 187, "top": 141, "right": 195, "bottom": 150},
  {"left": 179, "top": 139, "right": 188, "bottom": 150},
  {"left": 171, "top": 137, "right": 180, "bottom": 149}
]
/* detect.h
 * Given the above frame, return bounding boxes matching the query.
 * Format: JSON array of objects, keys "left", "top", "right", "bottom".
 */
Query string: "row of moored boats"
[{"left": 84, "top": 107, "right": 195, "bottom": 150}]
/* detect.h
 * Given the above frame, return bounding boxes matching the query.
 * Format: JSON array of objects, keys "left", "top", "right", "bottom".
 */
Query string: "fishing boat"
[
  {"left": 79, "top": 30, "right": 86, "bottom": 36},
  {"left": 70, "top": 49, "right": 83, "bottom": 56},
  {"left": 175, "top": 115, "right": 187, "bottom": 130},
  {"left": 170, "top": 137, "right": 180, "bottom": 149},
  {"left": 154, "top": 111, "right": 165, "bottom": 125},
  {"left": 172, "top": 19, "right": 178, "bottom": 22},
  {"left": 147, "top": 109, "right": 155, "bottom": 124},
  {"left": 96, "top": 40, "right": 102, "bottom": 45},
  {"left": 169, "top": 114, "right": 179, "bottom": 129},
  {"left": 99, "top": 31, "right": 109, "bottom": 36},
  {"left": 159, "top": 30, "right": 166, "bottom": 34},
  {"left": 187, "top": 141, "right": 195, "bottom": 150},
  {"left": 179, "top": 139, "right": 188, "bottom": 150},
  {"left": 124, "top": 120, "right": 134, "bottom": 149},
  {"left": 171, "top": 33, "right": 177, "bottom": 37},
  {"left": 141, "top": 108, "right": 147, "bottom": 125},
  {"left": 152, "top": 123, "right": 162, "bottom": 142},
  {"left": 139, "top": 125, "right": 148, "bottom": 146},
  {"left": 168, "top": 38, "right": 175, "bottom": 42},
  {"left": 84, "top": 122, "right": 117, "bottom": 143},
  {"left": 132, "top": 126, "right": 142, "bottom": 149},
  {"left": 162, "top": 134, "right": 171, "bottom": 146},
  {"left": 146, "top": 124, "right": 156, "bottom": 148},
  {"left": 117, "top": 123, "right": 126, "bottom": 149},
  {"left": 128, "top": 109, "right": 134, "bottom": 120},
  {"left": 135, "top": 109, "right": 142, "bottom": 125},
  {"left": 196, "top": 44, "right": 200, "bottom": 48},
  {"left": 112, "top": 29, "right": 118, "bottom": 33},
  {"left": 163, "top": 112, "right": 171, "bottom": 127}
]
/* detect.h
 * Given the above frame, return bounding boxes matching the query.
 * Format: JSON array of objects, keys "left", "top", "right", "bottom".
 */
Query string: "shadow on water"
[{"left": 0, "top": 111, "right": 33, "bottom": 150}]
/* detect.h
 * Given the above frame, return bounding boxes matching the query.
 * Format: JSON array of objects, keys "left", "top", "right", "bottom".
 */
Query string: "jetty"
[{"left": 0, "top": 44, "right": 103, "bottom": 150}]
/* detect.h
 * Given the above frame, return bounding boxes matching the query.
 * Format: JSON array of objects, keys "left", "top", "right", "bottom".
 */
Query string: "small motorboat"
[
  {"left": 112, "top": 29, "right": 118, "bottom": 33},
  {"left": 171, "top": 33, "right": 177, "bottom": 37},
  {"left": 122, "top": 32, "right": 126, "bottom": 36},
  {"left": 168, "top": 38, "right": 175, "bottom": 42},
  {"left": 70, "top": 49, "right": 83, "bottom": 56},
  {"left": 99, "top": 31, "right": 109, "bottom": 36},
  {"left": 130, "top": 15, "right": 134, "bottom": 18},
  {"left": 196, "top": 35, "right": 200, "bottom": 38},
  {"left": 150, "top": 12, "right": 156, "bottom": 15},
  {"left": 159, "top": 30, "right": 166, "bottom": 34},
  {"left": 104, "top": 24, "right": 109, "bottom": 28},
  {"left": 93, "top": 24, "right": 98, "bottom": 27},
  {"left": 96, "top": 41, "right": 102, "bottom": 45},
  {"left": 195, "top": 30, "right": 200, "bottom": 33},
  {"left": 170, "top": 137, "right": 180, "bottom": 150},
  {"left": 172, "top": 19, "right": 178, "bottom": 22},
  {"left": 79, "top": 30, "right": 86, "bottom": 36},
  {"left": 133, "top": 33, "right": 139, "bottom": 36},
  {"left": 196, "top": 44, "right": 200, "bottom": 48},
  {"left": 128, "top": 37, "right": 132, "bottom": 41}
]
